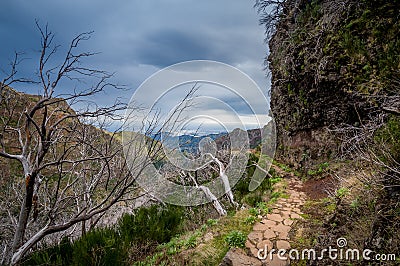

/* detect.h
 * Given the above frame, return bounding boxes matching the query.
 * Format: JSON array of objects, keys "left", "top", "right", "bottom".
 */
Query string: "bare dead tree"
[
  {"left": 186, "top": 171, "right": 227, "bottom": 216},
  {"left": 333, "top": 114, "right": 400, "bottom": 185},
  {"left": 0, "top": 52, "right": 36, "bottom": 105},
  {"left": 204, "top": 152, "right": 239, "bottom": 208},
  {"left": 158, "top": 134, "right": 243, "bottom": 216},
  {"left": 0, "top": 23, "right": 170, "bottom": 265},
  {"left": 254, "top": 0, "right": 287, "bottom": 39}
]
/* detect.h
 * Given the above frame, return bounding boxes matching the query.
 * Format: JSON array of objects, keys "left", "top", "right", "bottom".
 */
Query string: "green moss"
[
  {"left": 297, "top": 0, "right": 322, "bottom": 25},
  {"left": 337, "top": 1, "right": 400, "bottom": 94},
  {"left": 287, "top": 82, "right": 294, "bottom": 95},
  {"left": 299, "top": 89, "right": 308, "bottom": 106}
]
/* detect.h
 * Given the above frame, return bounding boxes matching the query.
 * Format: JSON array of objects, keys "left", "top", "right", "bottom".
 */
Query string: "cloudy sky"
[{"left": 1, "top": 0, "right": 271, "bottom": 133}]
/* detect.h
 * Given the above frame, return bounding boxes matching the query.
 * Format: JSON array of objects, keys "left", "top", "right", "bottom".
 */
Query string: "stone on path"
[
  {"left": 290, "top": 213, "right": 301, "bottom": 219},
  {"left": 276, "top": 240, "right": 291, "bottom": 250},
  {"left": 248, "top": 231, "right": 263, "bottom": 245},
  {"left": 253, "top": 222, "right": 269, "bottom": 231},
  {"left": 220, "top": 248, "right": 262, "bottom": 266},
  {"left": 256, "top": 239, "right": 274, "bottom": 250},
  {"left": 281, "top": 211, "right": 291, "bottom": 220},
  {"left": 249, "top": 247, "right": 260, "bottom": 258},
  {"left": 283, "top": 219, "right": 294, "bottom": 226},
  {"left": 273, "top": 224, "right": 291, "bottom": 234},
  {"left": 278, "top": 231, "right": 289, "bottom": 240},
  {"left": 292, "top": 207, "right": 301, "bottom": 213},
  {"left": 262, "top": 254, "right": 290, "bottom": 266},
  {"left": 263, "top": 229, "right": 276, "bottom": 239},
  {"left": 267, "top": 213, "right": 284, "bottom": 222},
  {"left": 261, "top": 219, "right": 278, "bottom": 227},
  {"left": 245, "top": 240, "right": 255, "bottom": 249}
]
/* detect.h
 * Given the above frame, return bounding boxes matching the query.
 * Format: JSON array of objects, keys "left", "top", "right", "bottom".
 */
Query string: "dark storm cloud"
[
  {"left": 1, "top": 0, "right": 267, "bottom": 81},
  {"left": 1, "top": 0, "right": 270, "bottom": 130},
  {"left": 134, "top": 29, "right": 213, "bottom": 67}
]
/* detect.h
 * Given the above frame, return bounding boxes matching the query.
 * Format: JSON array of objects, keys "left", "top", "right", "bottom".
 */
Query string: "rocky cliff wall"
[{"left": 259, "top": 0, "right": 400, "bottom": 168}]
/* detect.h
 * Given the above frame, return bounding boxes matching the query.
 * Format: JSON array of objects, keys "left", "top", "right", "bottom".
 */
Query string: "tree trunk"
[
  {"left": 81, "top": 220, "right": 86, "bottom": 236},
  {"left": 188, "top": 172, "right": 227, "bottom": 216},
  {"left": 11, "top": 174, "right": 35, "bottom": 258},
  {"left": 208, "top": 154, "right": 238, "bottom": 208},
  {"left": 198, "top": 185, "right": 227, "bottom": 216},
  {"left": 11, "top": 226, "right": 48, "bottom": 265}
]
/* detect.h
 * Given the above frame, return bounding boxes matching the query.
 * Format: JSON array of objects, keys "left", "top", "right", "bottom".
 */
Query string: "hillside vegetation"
[
  {"left": 1, "top": 1, "right": 399, "bottom": 265},
  {"left": 257, "top": 0, "right": 400, "bottom": 264}
]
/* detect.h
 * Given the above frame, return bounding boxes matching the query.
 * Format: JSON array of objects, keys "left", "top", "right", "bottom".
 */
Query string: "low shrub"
[
  {"left": 24, "top": 204, "right": 184, "bottom": 265},
  {"left": 224, "top": 230, "right": 247, "bottom": 248}
]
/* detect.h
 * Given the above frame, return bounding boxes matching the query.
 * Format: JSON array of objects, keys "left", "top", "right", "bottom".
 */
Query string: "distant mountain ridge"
[
  {"left": 214, "top": 128, "right": 262, "bottom": 151},
  {"left": 149, "top": 131, "right": 228, "bottom": 153},
  {"left": 148, "top": 128, "right": 262, "bottom": 154}
]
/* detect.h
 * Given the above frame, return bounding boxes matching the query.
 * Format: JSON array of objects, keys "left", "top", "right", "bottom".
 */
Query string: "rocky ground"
[{"left": 221, "top": 169, "right": 307, "bottom": 266}]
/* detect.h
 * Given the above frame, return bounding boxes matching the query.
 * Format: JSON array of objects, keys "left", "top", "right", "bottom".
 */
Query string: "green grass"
[
  {"left": 307, "top": 162, "right": 329, "bottom": 177},
  {"left": 138, "top": 208, "right": 254, "bottom": 266},
  {"left": 189, "top": 209, "right": 253, "bottom": 265},
  {"left": 244, "top": 215, "right": 257, "bottom": 225},
  {"left": 206, "top": 219, "right": 218, "bottom": 227},
  {"left": 335, "top": 187, "right": 350, "bottom": 199}
]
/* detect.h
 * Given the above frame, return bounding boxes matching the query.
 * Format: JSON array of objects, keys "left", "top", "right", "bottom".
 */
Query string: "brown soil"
[{"left": 301, "top": 174, "right": 337, "bottom": 200}]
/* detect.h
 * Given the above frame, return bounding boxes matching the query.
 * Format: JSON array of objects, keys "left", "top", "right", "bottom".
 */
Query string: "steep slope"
[
  {"left": 0, "top": 86, "right": 137, "bottom": 263},
  {"left": 257, "top": 0, "right": 400, "bottom": 263},
  {"left": 263, "top": 0, "right": 400, "bottom": 168},
  {"left": 0, "top": 86, "right": 75, "bottom": 183}
]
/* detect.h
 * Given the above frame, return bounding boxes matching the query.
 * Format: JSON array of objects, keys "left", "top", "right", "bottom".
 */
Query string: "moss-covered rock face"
[{"left": 263, "top": 0, "right": 400, "bottom": 166}]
